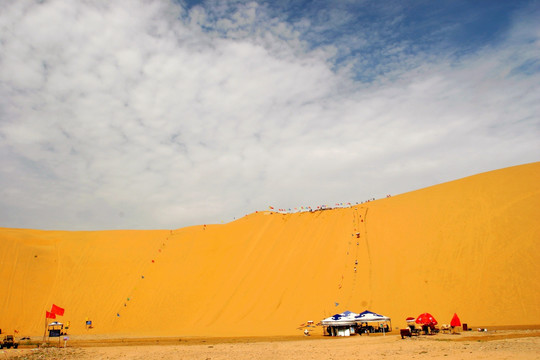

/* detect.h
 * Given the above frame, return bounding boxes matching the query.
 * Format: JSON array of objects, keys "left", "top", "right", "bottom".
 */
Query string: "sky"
[{"left": 1, "top": 0, "right": 539, "bottom": 230}]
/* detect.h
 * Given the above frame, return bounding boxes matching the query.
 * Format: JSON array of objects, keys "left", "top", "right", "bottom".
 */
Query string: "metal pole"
[{"left": 42, "top": 315, "right": 47, "bottom": 344}]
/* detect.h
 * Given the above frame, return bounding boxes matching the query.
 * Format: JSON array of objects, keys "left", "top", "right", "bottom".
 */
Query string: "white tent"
[
  {"left": 321, "top": 310, "right": 392, "bottom": 336},
  {"left": 321, "top": 310, "right": 360, "bottom": 325},
  {"left": 354, "top": 310, "right": 391, "bottom": 322},
  {"left": 354, "top": 310, "right": 392, "bottom": 334},
  {"left": 321, "top": 311, "right": 359, "bottom": 336}
]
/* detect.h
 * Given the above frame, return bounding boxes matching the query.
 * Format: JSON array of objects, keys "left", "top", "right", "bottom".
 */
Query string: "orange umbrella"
[{"left": 450, "top": 313, "right": 461, "bottom": 327}]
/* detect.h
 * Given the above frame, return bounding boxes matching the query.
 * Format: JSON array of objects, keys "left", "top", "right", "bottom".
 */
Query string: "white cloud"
[{"left": 0, "top": 0, "right": 538, "bottom": 230}]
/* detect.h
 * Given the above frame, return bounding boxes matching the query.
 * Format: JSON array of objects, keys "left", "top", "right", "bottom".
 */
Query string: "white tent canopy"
[
  {"left": 321, "top": 310, "right": 359, "bottom": 326},
  {"left": 321, "top": 310, "right": 392, "bottom": 336},
  {"left": 354, "top": 310, "right": 391, "bottom": 322},
  {"left": 321, "top": 311, "right": 359, "bottom": 336}
]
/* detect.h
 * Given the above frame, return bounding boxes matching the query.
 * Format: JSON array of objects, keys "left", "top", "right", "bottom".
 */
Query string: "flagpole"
[{"left": 43, "top": 312, "right": 47, "bottom": 344}]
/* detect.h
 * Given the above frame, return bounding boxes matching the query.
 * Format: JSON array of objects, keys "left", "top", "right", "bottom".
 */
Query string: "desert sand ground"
[{"left": 2, "top": 330, "right": 540, "bottom": 360}]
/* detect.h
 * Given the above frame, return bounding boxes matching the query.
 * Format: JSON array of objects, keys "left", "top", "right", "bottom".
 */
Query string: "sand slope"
[{"left": 0, "top": 162, "right": 539, "bottom": 337}]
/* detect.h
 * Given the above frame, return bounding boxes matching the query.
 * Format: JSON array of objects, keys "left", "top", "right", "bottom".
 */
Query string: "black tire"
[{"left": 14, "top": 344, "right": 18, "bottom": 349}]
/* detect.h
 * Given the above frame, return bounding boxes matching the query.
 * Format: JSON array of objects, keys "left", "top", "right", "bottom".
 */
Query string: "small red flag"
[
  {"left": 46, "top": 311, "right": 56, "bottom": 319},
  {"left": 51, "top": 304, "right": 65, "bottom": 316},
  {"left": 450, "top": 313, "right": 461, "bottom": 327}
]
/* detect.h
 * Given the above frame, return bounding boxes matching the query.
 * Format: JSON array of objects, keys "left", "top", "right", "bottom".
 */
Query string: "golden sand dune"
[{"left": 1, "top": 162, "right": 539, "bottom": 338}]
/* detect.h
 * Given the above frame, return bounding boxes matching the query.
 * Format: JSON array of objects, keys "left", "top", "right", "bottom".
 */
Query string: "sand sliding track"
[{"left": 0, "top": 162, "right": 539, "bottom": 338}]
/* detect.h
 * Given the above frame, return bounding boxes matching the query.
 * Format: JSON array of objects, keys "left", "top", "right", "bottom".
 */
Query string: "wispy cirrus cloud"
[{"left": 0, "top": 0, "right": 538, "bottom": 230}]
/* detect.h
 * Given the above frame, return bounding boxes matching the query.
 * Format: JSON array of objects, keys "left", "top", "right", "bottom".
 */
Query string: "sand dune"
[{"left": 1, "top": 162, "right": 539, "bottom": 338}]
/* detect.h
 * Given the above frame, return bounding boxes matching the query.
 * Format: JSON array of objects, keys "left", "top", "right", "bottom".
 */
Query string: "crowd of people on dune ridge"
[{"left": 266, "top": 195, "right": 392, "bottom": 214}]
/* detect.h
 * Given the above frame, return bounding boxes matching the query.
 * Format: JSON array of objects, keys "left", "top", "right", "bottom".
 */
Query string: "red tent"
[
  {"left": 416, "top": 313, "right": 438, "bottom": 325},
  {"left": 450, "top": 313, "right": 461, "bottom": 327}
]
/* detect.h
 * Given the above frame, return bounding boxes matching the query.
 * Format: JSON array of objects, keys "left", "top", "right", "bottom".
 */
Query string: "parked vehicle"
[{"left": 0, "top": 335, "right": 19, "bottom": 349}]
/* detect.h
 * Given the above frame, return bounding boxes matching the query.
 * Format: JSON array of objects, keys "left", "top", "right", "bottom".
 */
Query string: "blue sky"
[
  {"left": 0, "top": 0, "right": 539, "bottom": 230},
  {"left": 183, "top": 0, "right": 533, "bottom": 80}
]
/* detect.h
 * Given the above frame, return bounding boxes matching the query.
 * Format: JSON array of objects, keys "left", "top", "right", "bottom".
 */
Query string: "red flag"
[
  {"left": 46, "top": 311, "right": 56, "bottom": 319},
  {"left": 450, "top": 313, "right": 461, "bottom": 327},
  {"left": 51, "top": 304, "right": 65, "bottom": 316}
]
